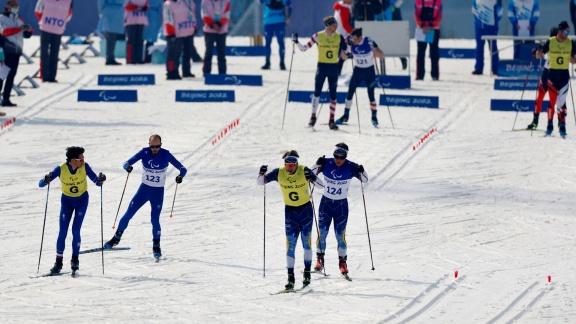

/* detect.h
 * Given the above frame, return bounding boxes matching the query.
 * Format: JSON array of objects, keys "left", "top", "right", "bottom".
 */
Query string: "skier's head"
[
  {"left": 557, "top": 21, "right": 570, "bottom": 41},
  {"left": 324, "top": 16, "right": 338, "bottom": 33},
  {"left": 149, "top": 134, "right": 162, "bottom": 154},
  {"left": 333, "top": 143, "right": 348, "bottom": 166},
  {"left": 66, "top": 146, "right": 85, "bottom": 169},
  {"left": 351, "top": 28, "right": 363, "bottom": 44},
  {"left": 282, "top": 150, "right": 299, "bottom": 174}
]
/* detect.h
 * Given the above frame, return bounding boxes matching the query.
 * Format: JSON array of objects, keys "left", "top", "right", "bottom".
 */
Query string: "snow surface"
[{"left": 1, "top": 36, "right": 575, "bottom": 323}]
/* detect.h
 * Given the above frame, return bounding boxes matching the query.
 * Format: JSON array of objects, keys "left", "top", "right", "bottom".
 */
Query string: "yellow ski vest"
[
  {"left": 549, "top": 36, "right": 572, "bottom": 70},
  {"left": 278, "top": 165, "right": 311, "bottom": 207},
  {"left": 317, "top": 31, "right": 341, "bottom": 64},
  {"left": 59, "top": 162, "right": 88, "bottom": 197}
]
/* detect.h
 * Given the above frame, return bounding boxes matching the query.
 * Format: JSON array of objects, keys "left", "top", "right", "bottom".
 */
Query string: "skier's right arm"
[
  {"left": 39, "top": 166, "right": 61, "bottom": 187},
  {"left": 123, "top": 149, "right": 145, "bottom": 173},
  {"left": 257, "top": 167, "right": 279, "bottom": 185},
  {"left": 294, "top": 33, "right": 317, "bottom": 52}
]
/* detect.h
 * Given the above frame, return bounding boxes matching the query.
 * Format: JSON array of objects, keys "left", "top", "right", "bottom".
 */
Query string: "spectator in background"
[
  {"left": 35, "top": 0, "right": 73, "bottom": 83},
  {"left": 163, "top": 0, "right": 197, "bottom": 80},
  {"left": 472, "top": 0, "right": 502, "bottom": 76},
  {"left": 334, "top": 0, "right": 352, "bottom": 75},
  {"left": 201, "top": 0, "right": 230, "bottom": 76},
  {"left": 0, "top": 0, "right": 32, "bottom": 107},
  {"left": 124, "top": 0, "right": 148, "bottom": 64},
  {"left": 414, "top": 0, "right": 442, "bottom": 81},
  {"left": 507, "top": 0, "right": 539, "bottom": 60},
  {"left": 353, "top": 0, "right": 382, "bottom": 22},
  {"left": 98, "top": 0, "right": 124, "bottom": 65},
  {"left": 143, "top": 0, "right": 162, "bottom": 63},
  {"left": 260, "top": 0, "right": 291, "bottom": 71},
  {"left": 0, "top": 46, "right": 5, "bottom": 115},
  {"left": 382, "top": 0, "right": 407, "bottom": 70}
]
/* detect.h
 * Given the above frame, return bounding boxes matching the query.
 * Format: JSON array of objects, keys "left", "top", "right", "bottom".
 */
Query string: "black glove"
[
  {"left": 175, "top": 175, "right": 183, "bottom": 184},
  {"left": 291, "top": 33, "right": 299, "bottom": 44},
  {"left": 358, "top": 165, "right": 365, "bottom": 174},
  {"left": 531, "top": 48, "right": 537, "bottom": 55},
  {"left": 304, "top": 169, "right": 314, "bottom": 181},
  {"left": 44, "top": 173, "right": 52, "bottom": 184},
  {"left": 98, "top": 172, "right": 106, "bottom": 183},
  {"left": 346, "top": 52, "right": 353, "bottom": 59},
  {"left": 315, "top": 156, "right": 326, "bottom": 167},
  {"left": 347, "top": 35, "right": 353, "bottom": 45},
  {"left": 123, "top": 162, "right": 133, "bottom": 173},
  {"left": 259, "top": 165, "right": 268, "bottom": 176}
]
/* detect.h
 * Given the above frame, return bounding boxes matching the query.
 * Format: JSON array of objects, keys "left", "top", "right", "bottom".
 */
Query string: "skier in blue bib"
[
  {"left": 104, "top": 134, "right": 187, "bottom": 259},
  {"left": 311, "top": 143, "right": 368, "bottom": 276},
  {"left": 39, "top": 146, "right": 107, "bottom": 274}
]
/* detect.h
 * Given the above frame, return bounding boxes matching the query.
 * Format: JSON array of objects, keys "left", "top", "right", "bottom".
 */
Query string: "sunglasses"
[
  {"left": 285, "top": 163, "right": 297, "bottom": 168},
  {"left": 333, "top": 154, "right": 346, "bottom": 160},
  {"left": 72, "top": 158, "right": 84, "bottom": 162},
  {"left": 563, "top": 29, "right": 571, "bottom": 35},
  {"left": 149, "top": 144, "right": 162, "bottom": 149}
]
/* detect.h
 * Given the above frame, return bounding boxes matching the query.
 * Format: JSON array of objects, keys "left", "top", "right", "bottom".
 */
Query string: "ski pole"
[
  {"left": 309, "top": 182, "right": 327, "bottom": 276},
  {"left": 100, "top": 183, "right": 104, "bottom": 274},
  {"left": 512, "top": 54, "right": 535, "bottom": 131},
  {"left": 360, "top": 180, "right": 375, "bottom": 271},
  {"left": 112, "top": 172, "right": 130, "bottom": 229},
  {"left": 374, "top": 59, "right": 395, "bottom": 129},
  {"left": 570, "top": 77, "right": 576, "bottom": 126},
  {"left": 351, "top": 58, "right": 362, "bottom": 134},
  {"left": 169, "top": 183, "right": 179, "bottom": 218},
  {"left": 37, "top": 182, "right": 50, "bottom": 273},
  {"left": 281, "top": 42, "right": 295, "bottom": 130},
  {"left": 263, "top": 180, "right": 266, "bottom": 277}
]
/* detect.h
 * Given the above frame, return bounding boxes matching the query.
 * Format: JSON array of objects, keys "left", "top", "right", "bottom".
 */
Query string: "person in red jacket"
[
  {"left": 414, "top": 0, "right": 442, "bottom": 81},
  {"left": 334, "top": 0, "right": 353, "bottom": 75}
]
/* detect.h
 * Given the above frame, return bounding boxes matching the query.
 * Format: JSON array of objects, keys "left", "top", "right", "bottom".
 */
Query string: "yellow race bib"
[
  {"left": 317, "top": 31, "right": 341, "bottom": 64},
  {"left": 278, "top": 165, "right": 311, "bottom": 207},
  {"left": 59, "top": 162, "right": 88, "bottom": 197},
  {"left": 549, "top": 37, "right": 572, "bottom": 70}
]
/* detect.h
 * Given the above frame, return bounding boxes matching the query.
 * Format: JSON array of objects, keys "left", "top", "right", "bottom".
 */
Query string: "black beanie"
[{"left": 558, "top": 21, "right": 570, "bottom": 31}]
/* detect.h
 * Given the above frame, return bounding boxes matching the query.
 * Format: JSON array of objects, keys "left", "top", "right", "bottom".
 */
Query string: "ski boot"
[
  {"left": 50, "top": 256, "right": 63, "bottom": 274},
  {"left": 104, "top": 230, "right": 123, "bottom": 249},
  {"left": 71, "top": 255, "right": 79, "bottom": 271},
  {"left": 153, "top": 238, "right": 162, "bottom": 259},
  {"left": 339, "top": 256, "right": 349, "bottom": 275},
  {"left": 308, "top": 114, "right": 317, "bottom": 127},
  {"left": 303, "top": 267, "right": 311, "bottom": 286},
  {"left": 328, "top": 119, "right": 339, "bottom": 130},
  {"left": 285, "top": 270, "right": 295, "bottom": 290},
  {"left": 261, "top": 60, "right": 270, "bottom": 70},
  {"left": 335, "top": 113, "right": 349, "bottom": 125},
  {"left": 279, "top": 61, "right": 286, "bottom": 71},
  {"left": 560, "top": 122, "right": 567, "bottom": 138},
  {"left": 372, "top": 114, "right": 378, "bottom": 127},
  {"left": 527, "top": 113, "right": 539, "bottom": 130},
  {"left": 314, "top": 252, "right": 324, "bottom": 272},
  {"left": 545, "top": 121, "right": 553, "bottom": 136}
]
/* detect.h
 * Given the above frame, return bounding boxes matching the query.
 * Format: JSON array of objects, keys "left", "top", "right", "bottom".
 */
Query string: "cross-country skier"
[
  {"left": 257, "top": 150, "right": 324, "bottom": 290},
  {"left": 104, "top": 134, "right": 187, "bottom": 259},
  {"left": 527, "top": 26, "right": 567, "bottom": 131},
  {"left": 311, "top": 143, "right": 368, "bottom": 277},
  {"left": 39, "top": 146, "right": 107, "bottom": 274},
  {"left": 292, "top": 16, "right": 348, "bottom": 130},
  {"left": 334, "top": 27, "right": 383, "bottom": 127},
  {"left": 534, "top": 21, "right": 576, "bottom": 137}
]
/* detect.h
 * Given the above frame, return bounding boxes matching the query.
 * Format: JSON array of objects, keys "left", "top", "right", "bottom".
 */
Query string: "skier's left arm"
[
  {"left": 339, "top": 35, "right": 348, "bottom": 60},
  {"left": 351, "top": 163, "right": 369, "bottom": 183},
  {"left": 85, "top": 163, "right": 105, "bottom": 187},
  {"left": 304, "top": 167, "right": 324, "bottom": 189},
  {"left": 370, "top": 38, "right": 384, "bottom": 59},
  {"left": 168, "top": 153, "right": 187, "bottom": 183}
]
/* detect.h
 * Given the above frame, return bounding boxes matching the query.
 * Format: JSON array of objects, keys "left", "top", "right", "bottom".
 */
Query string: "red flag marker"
[
  {"left": 454, "top": 270, "right": 459, "bottom": 278},
  {"left": 548, "top": 275, "right": 551, "bottom": 282}
]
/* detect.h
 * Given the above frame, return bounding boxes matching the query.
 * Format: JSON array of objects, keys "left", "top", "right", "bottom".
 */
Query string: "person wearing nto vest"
[
  {"left": 163, "top": 0, "right": 197, "bottom": 80},
  {"left": 124, "top": 0, "right": 149, "bottom": 64},
  {"left": 34, "top": 0, "right": 73, "bottom": 83},
  {"left": 257, "top": 150, "right": 324, "bottom": 291},
  {"left": 38, "top": 146, "right": 107, "bottom": 275},
  {"left": 535, "top": 21, "right": 576, "bottom": 137},
  {"left": 292, "top": 16, "right": 348, "bottom": 130}
]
